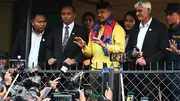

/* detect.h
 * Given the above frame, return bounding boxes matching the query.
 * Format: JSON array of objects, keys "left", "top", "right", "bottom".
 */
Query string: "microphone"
[
  {"left": 101, "top": 63, "right": 110, "bottom": 93},
  {"left": 60, "top": 62, "right": 70, "bottom": 73},
  {"left": 70, "top": 71, "right": 84, "bottom": 86},
  {"left": 54, "top": 62, "right": 70, "bottom": 80}
]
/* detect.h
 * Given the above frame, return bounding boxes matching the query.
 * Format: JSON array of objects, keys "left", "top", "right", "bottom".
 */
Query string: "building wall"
[
  {"left": 74, "top": 0, "right": 180, "bottom": 25},
  {"left": 0, "top": 0, "right": 13, "bottom": 53}
]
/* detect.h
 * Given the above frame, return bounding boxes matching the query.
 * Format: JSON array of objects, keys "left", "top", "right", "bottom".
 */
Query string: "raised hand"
[
  {"left": 74, "top": 37, "right": 86, "bottom": 48},
  {"left": 93, "top": 37, "right": 106, "bottom": 48},
  {"left": 79, "top": 90, "right": 86, "bottom": 101},
  {"left": 166, "top": 40, "right": 179, "bottom": 54},
  {"left": 4, "top": 72, "right": 12, "bottom": 85},
  {"left": 49, "top": 79, "right": 59, "bottom": 89},
  {"left": 105, "top": 87, "right": 113, "bottom": 101}
]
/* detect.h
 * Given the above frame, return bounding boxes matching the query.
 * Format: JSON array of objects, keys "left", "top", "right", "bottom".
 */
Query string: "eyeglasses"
[{"left": 136, "top": 9, "right": 143, "bottom": 13}]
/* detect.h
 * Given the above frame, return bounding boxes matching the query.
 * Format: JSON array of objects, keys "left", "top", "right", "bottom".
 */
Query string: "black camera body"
[
  {"left": 10, "top": 71, "right": 41, "bottom": 101},
  {"left": 50, "top": 70, "right": 84, "bottom": 101},
  {"left": 9, "top": 59, "right": 26, "bottom": 74},
  {"left": 11, "top": 76, "right": 41, "bottom": 101},
  {"left": 22, "top": 87, "right": 40, "bottom": 100}
]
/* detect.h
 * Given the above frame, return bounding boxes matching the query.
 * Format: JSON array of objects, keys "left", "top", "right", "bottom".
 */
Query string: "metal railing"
[{"left": 6, "top": 61, "right": 180, "bottom": 101}]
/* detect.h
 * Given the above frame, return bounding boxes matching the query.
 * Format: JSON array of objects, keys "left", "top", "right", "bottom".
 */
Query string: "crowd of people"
[{"left": 0, "top": 0, "right": 179, "bottom": 100}]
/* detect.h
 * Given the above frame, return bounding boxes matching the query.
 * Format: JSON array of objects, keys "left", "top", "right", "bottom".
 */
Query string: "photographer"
[
  {"left": 11, "top": 78, "right": 57, "bottom": 101},
  {"left": 0, "top": 51, "right": 9, "bottom": 69},
  {"left": 5, "top": 68, "right": 42, "bottom": 101},
  {"left": 0, "top": 69, "right": 13, "bottom": 100},
  {"left": 3, "top": 71, "right": 13, "bottom": 88}
]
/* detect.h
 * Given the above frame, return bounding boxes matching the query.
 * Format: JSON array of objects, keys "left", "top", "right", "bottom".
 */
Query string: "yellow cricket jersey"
[{"left": 82, "top": 22, "right": 125, "bottom": 70}]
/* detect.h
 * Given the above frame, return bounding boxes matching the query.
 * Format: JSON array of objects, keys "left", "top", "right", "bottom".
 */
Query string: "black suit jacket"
[
  {"left": 126, "top": 19, "right": 168, "bottom": 69},
  {"left": 46, "top": 24, "right": 88, "bottom": 69},
  {"left": 11, "top": 29, "right": 50, "bottom": 67}
]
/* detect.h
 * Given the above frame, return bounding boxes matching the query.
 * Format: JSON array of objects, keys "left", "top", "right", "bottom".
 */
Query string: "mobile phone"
[
  {"left": 42, "top": 87, "right": 52, "bottom": 99},
  {"left": 110, "top": 52, "right": 121, "bottom": 62}
]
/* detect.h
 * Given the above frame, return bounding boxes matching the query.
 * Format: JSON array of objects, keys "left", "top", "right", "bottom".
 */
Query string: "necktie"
[{"left": 62, "top": 25, "right": 69, "bottom": 52}]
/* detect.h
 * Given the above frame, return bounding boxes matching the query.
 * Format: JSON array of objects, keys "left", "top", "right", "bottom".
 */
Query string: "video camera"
[
  {"left": 8, "top": 56, "right": 26, "bottom": 74},
  {"left": 4, "top": 55, "right": 42, "bottom": 101},
  {"left": 50, "top": 71, "right": 84, "bottom": 101},
  {"left": 9, "top": 75, "right": 41, "bottom": 101},
  {"left": 0, "top": 56, "right": 26, "bottom": 96}
]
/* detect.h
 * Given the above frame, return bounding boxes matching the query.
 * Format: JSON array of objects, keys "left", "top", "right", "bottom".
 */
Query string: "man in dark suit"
[
  {"left": 11, "top": 12, "right": 49, "bottom": 70},
  {"left": 46, "top": 5, "right": 88, "bottom": 70},
  {"left": 127, "top": 1, "right": 168, "bottom": 69},
  {"left": 126, "top": 0, "right": 168, "bottom": 100}
]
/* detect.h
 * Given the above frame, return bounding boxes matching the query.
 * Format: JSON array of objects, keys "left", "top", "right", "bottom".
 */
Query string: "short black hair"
[
  {"left": 61, "top": 4, "right": 76, "bottom": 13},
  {"left": 31, "top": 12, "right": 46, "bottom": 20},
  {"left": 82, "top": 12, "right": 95, "bottom": 24},
  {"left": 124, "top": 10, "right": 138, "bottom": 23},
  {"left": 96, "top": 2, "right": 111, "bottom": 11}
]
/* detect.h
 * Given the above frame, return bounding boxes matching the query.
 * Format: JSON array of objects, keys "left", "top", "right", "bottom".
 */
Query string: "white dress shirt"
[
  {"left": 136, "top": 18, "right": 152, "bottom": 52},
  {"left": 28, "top": 29, "right": 44, "bottom": 69},
  {"left": 62, "top": 22, "right": 74, "bottom": 43}
]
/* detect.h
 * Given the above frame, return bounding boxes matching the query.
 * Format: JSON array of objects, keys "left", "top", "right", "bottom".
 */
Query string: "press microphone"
[
  {"left": 101, "top": 63, "right": 110, "bottom": 93},
  {"left": 70, "top": 71, "right": 84, "bottom": 86},
  {"left": 55, "top": 62, "right": 70, "bottom": 80},
  {"left": 60, "top": 62, "right": 70, "bottom": 73}
]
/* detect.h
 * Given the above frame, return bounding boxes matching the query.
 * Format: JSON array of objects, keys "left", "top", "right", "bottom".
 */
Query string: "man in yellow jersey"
[
  {"left": 74, "top": 2, "right": 125, "bottom": 70},
  {"left": 74, "top": 2, "right": 125, "bottom": 100}
]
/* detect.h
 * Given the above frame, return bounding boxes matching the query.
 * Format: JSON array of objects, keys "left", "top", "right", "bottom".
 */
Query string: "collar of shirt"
[
  {"left": 139, "top": 17, "right": 152, "bottom": 28},
  {"left": 169, "top": 23, "right": 180, "bottom": 31},
  {"left": 32, "top": 28, "right": 44, "bottom": 36},
  {"left": 63, "top": 22, "right": 74, "bottom": 29}
]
